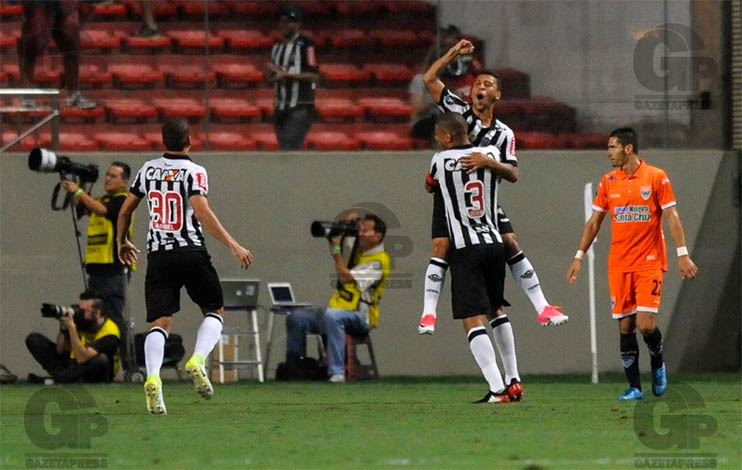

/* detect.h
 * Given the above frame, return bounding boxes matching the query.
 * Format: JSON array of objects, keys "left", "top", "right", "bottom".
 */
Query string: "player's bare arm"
[
  {"left": 190, "top": 195, "right": 253, "bottom": 269},
  {"left": 422, "top": 39, "right": 474, "bottom": 103},
  {"left": 117, "top": 192, "right": 142, "bottom": 266},
  {"left": 460, "top": 152, "right": 519, "bottom": 182},
  {"left": 567, "top": 210, "right": 606, "bottom": 285},
  {"left": 662, "top": 206, "right": 699, "bottom": 280}
]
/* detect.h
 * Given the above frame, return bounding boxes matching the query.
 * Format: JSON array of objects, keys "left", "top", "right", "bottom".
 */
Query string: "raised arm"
[
  {"left": 662, "top": 206, "right": 698, "bottom": 279},
  {"left": 422, "top": 39, "right": 474, "bottom": 103}
]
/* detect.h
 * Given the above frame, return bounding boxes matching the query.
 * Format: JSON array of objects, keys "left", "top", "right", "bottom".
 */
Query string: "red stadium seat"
[
  {"left": 0, "top": 2, "right": 22, "bottom": 17},
  {"left": 31, "top": 66, "right": 62, "bottom": 87},
  {"left": 78, "top": 64, "right": 113, "bottom": 88},
  {"left": 166, "top": 30, "right": 225, "bottom": 52},
  {"left": 213, "top": 63, "right": 263, "bottom": 87},
  {"left": 382, "top": 1, "right": 434, "bottom": 14},
  {"left": 105, "top": 99, "right": 159, "bottom": 122},
  {"left": 152, "top": 98, "right": 206, "bottom": 119},
  {"left": 230, "top": 1, "right": 280, "bottom": 16},
  {"left": 355, "top": 131, "right": 414, "bottom": 150},
  {"left": 362, "top": 64, "right": 414, "bottom": 83},
  {"left": 79, "top": 30, "right": 121, "bottom": 50},
  {"left": 252, "top": 131, "right": 279, "bottom": 150},
  {"left": 306, "top": 131, "right": 360, "bottom": 150},
  {"left": 296, "top": 2, "right": 336, "bottom": 17},
  {"left": 327, "top": 30, "right": 374, "bottom": 48},
  {"left": 124, "top": 34, "right": 172, "bottom": 53},
  {"left": 314, "top": 98, "right": 364, "bottom": 121},
  {"left": 109, "top": 63, "right": 164, "bottom": 88},
  {"left": 159, "top": 65, "right": 217, "bottom": 88},
  {"left": 0, "top": 30, "right": 18, "bottom": 50},
  {"left": 143, "top": 129, "right": 205, "bottom": 151},
  {"left": 178, "top": 0, "right": 230, "bottom": 17},
  {"left": 60, "top": 105, "right": 106, "bottom": 123},
  {"left": 1, "top": 64, "right": 20, "bottom": 84},
  {"left": 218, "top": 30, "right": 273, "bottom": 50},
  {"left": 56, "top": 132, "right": 98, "bottom": 151},
  {"left": 124, "top": 1, "right": 178, "bottom": 18},
  {"left": 92, "top": 2, "right": 128, "bottom": 19},
  {"left": 368, "top": 30, "right": 423, "bottom": 48},
  {"left": 209, "top": 98, "right": 261, "bottom": 121},
  {"left": 335, "top": 1, "right": 381, "bottom": 15},
  {"left": 207, "top": 131, "right": 257, "bottom": 150},
  {"left": 358, "top": 97, "right": 413, "bottom": 119},
  {"left": 1, "top": 130, "right": 36, "bottom": 151},
  {"left": 320, "top": 64, "right": 371, "bottom": 84},
  {"left": 95, "top": 132, "right": 150, "bottom": 151},
  {"left": 255, "top": 98, "right": 275, "bottom": 119},
  {"left": 516, "top": 132, "right": 568, "bottom": 149},
  {"left": 0, "top": 70, "right": 7, "bottom": 87}
]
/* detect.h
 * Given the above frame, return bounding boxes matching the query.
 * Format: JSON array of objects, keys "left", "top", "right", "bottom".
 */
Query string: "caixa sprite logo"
[{"left": 24, "top": 387, "right": 108, "bottom": 449}]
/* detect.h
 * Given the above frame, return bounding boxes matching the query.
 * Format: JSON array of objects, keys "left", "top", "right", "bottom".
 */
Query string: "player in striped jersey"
[
  {"left": 117, "top": 118, "right": 253, "bottom": 414},
  {"left": 431, "top": 112, "right": 510, "bottom": 403}
]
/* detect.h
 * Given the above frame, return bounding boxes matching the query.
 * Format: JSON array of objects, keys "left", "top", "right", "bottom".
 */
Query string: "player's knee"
[
  {"left": 149, "top": 317, "right": 172, "bottom": 332},
  {"left": 431, "top": 238, "right": 450, "bottom": 258},
  {"left": 637, "top": 324, "right": 655, "bottom": 336}
]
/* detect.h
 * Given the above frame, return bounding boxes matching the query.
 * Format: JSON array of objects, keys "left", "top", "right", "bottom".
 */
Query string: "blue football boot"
[
  {"left": 618, "top": 387, "right": 644, "bottom": 401},
  {"left": 652, "top": 363, "right": 668, "bottom": 396}
]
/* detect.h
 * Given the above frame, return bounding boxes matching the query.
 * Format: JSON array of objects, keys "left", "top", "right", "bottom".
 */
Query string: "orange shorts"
[{"left": 608, "top": 269, "right": 664, "bottom": 319}]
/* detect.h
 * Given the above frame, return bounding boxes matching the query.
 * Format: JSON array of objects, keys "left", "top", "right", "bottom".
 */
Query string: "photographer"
[
  {"left": 63, "top": 162, "right": 131, "bottom": 327},
  {"left": 285, "top": 213, "right": 390, "bottom": 383},
  {"left": 26, "top": 291, "right": 120, "bottom": 383}
]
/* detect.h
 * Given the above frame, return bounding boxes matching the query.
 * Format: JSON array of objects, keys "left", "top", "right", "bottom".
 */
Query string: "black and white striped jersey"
[
  {"left": 430, "top": 144, "right": 503, "bottom": 250},
  {"left": 438, "top": 87, "right": 518, "bottom": 166},
  {"left": 130, "top": 154, "right": 208, "bottom": 254},
  {"left": 270, "top": 33, "right": 318, "bottom": 111}
]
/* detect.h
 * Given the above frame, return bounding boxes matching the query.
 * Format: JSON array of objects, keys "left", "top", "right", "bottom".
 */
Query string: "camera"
[
  {"left": 311, "top": 221, "right": 359, "bottom": 238},
  {"left": 40, "top": 303, "right": 82, "bottom": 319},
  {"left": 28, "top": 148, "right": 99, "bottom": 183}
]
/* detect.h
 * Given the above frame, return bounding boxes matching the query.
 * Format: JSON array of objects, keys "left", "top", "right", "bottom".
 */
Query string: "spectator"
[
  {"left": 265, "top": 6, "right": 319, "bottom": 150},
  {"left": 285, "top": 213, "right": 390, "bottom": 383},
  {"left": 135, "top": 1, "right": 161, "bottom": 37}
]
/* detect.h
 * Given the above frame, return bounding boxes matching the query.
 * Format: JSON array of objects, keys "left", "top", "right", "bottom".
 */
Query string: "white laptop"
[
  {"left": 221, "top": 279, "right": 260, "bottom": 310},
  {"left": 267, "top": 282, "right": 313, "bottom": 309}
]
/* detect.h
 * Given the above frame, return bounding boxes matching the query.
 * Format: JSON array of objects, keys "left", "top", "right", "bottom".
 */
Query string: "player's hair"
[
  {"left": 474, "top": 69, "right": 501, "bottom": 90},
  {"left": 364, "top": 214, "right": 386, "bottom": 240},
  {"left": 436, "top": 112, "right": 469, "bottom": 142},
  {"left": 111, "top": 161, "right": 131, "bottom": 179},
  {"left": 610, "top": 127, "right": 639, "bottom": 154},
  {"left": 79, "top": 290, "right": 105, "bottom": 314},
  {"left": 162, "top": 118, "right": 191, "bottom": 151}
]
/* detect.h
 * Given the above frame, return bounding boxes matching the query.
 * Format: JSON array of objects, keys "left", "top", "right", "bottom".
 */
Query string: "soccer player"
[
  {"left": 567, "top": 128, "right": 698, "bottom": 401},
  {"left": 117, "top": 118, "right": 253, "bottom": 414},
  {"left": 418, "top": 39, "right": 568, "bottom": 339},
  {"left": 430, "top": 112, "right": 512, "bottom": 403}
]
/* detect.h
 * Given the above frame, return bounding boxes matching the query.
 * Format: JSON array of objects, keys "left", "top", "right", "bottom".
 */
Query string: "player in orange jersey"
[{"left": 567, "top": 127, "right": 698, "bottom": 401}]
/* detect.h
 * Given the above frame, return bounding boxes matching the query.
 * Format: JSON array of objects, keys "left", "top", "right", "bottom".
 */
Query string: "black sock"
[
  {"left": 642, "top": 328, "right": 664, "bottom": 370},
  {"left": 620, "top": 333, "right": 641, "bottom": 390}
]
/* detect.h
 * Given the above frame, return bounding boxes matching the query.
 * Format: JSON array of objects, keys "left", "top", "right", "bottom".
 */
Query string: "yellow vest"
[
  {"left": 85, "top": 191, "right": 133, "bottom": 268},
  {"left": 328, "top": 245, "right": 390, "bottom": 329},
  {"left": 70, "top": 318, "right": 121, "bottom": 374}
]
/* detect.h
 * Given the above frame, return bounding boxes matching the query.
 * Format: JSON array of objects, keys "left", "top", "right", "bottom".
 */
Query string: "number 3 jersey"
[
  {"left": 429, "top": 144, "right": 503, "bottom": 250},
  {"left": 130, "top": 154, "right": 209, "bottom": 253}
]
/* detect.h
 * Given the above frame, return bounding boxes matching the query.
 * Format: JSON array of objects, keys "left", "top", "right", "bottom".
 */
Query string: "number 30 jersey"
[
  {"left": 130, "top": 153, "right": 209, "bottom": 253},
  {"left": 429, "top": 144, "right": 502, "bottom": 250}
]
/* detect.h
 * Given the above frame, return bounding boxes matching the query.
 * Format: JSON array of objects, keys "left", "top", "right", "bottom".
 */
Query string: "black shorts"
[
  {"left": 431, "top": 189, "right": 514, "bottom": 239},
  {"left": 144, "top": 249, "right": 223, "bottom": 322},
  {"left": 448, "top": 243, "right": 506, "bottom": 319}
]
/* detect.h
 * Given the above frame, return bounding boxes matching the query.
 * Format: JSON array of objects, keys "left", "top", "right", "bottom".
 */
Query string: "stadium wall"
[{"left": 0, "top": 149, "right": 733, "bottom": 379}]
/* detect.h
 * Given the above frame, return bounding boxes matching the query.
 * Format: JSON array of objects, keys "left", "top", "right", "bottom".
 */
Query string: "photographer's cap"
[{"left": 279, "top": 5, "right": 303, "bottom": 22}]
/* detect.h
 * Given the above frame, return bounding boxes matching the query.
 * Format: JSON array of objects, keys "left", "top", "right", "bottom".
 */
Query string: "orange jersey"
[{"left": 593, "top": 160, "right": 676, "bottom": 272}]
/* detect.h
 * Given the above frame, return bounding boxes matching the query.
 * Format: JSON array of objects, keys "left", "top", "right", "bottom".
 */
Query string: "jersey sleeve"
[
  {"left": 655, "top": 169, "right": 677, "bottom": 210},
  {"left": 437, "top": 87, "right": 470, "bottom": 114},
  {"left": 301, "top": 38, "right": 318, "bottom": 73},
  {"left": 130, "top": 167, "right": 146, "bottom": 198},
  {"left": 429, "top": 153, "right": 440, "bottom": 181},
  {"left": 187, "top": 166, "right": 209, "bottom": 198},
  {"left": 592, "top": 175, "right": 609, "bottom": 212},
  {"left": 500, "top": 129, "right": 518, "bottom": 166}
]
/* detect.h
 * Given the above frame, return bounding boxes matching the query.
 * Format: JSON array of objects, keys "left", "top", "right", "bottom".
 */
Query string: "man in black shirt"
[
  {"left": 265, "top": 6, "right": 319, "bottom": 150},
  {"left": 26, "top": 290, "right": 121, "bottom": 383}
]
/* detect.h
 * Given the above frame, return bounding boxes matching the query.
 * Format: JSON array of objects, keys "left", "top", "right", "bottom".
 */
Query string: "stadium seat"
[
  {"left": 0, "top": 70, "right": 7, "bottom": 87},
  {"left": 252, "top": 131, "right": 279, "bottom": 151},
  {"left": 296, "top": 2, "right": 336, "bottom": 17},
  {"left": 105, "top": 99, "right": 159, "bottom": 122},
  {"left": 167, "top": 30, "right": 225, "bottom": 52},
  {"left": 382, "top": 1, "right": 435, "bottom": 14},
  {"left": 0, "top": 30, "right": 18, "bottom": 50},
  {"left": 0, "top": 2, "right": 22, "bottom": 18},
  {"left": 314, "top": 98, "right": 364, "bottom": 121},
  {"left": 229, "top": 1, "right": 280, "bottom": 16},
  {"left": 344, "top": 334, "right": 379, "bottom": 381},
  {"left": 78, "top": 64, "right": 113, "bottom": 88},
  {"left": 320, "top": 64, "right": 371, "bottom": 84},
  {"left": 79, "top": 30, "right": 121, "bottom": 50},
  {"left": 0, "top": 131, "right": 36, "bottom": 151},
  {"left": 516, "top": 132, "right": 568, "bottom": 149},
  {"left": 60, "top": 105, "right": 106, "bottom": 123},
  {"left": 362, "top": 64, "right": 414, "bottom": 83},
  {"left": 218, "top": 30, "right": 273, "bottom": 50},
  {"left": 43, "top": 132, "right": 98, "bottom": 151},
  {"left": 305, "top": 131, "right": 360, "bottom": 150},
  {"left": 0, "top": 64, "right": 20, "bottom": 84},
  {"left": 95, "top": 131, "right": 150, "bottom": 151},
  {"left": 152, "top": 98, "right": 207, "bottom": 119},
  {"left": 124, "top": 0, "right": 178, "bottom": 19},
  {"left": 335, "top": 1, "right": 382, "bottom": 15},
  {"left": 213, "top": 63, "right": 264, "bottom": 87},
  {"left": 327, "top": 30, "right": 374, "bottom": 48},
  {"left": 255, "top": 98, "right": 275, "bottom": 119},
  {"left": 207, "top": 131, "right": 257, "bottom": 150},
  {"left": 358, "top": 97, "right": 413, "bottom": 119},
  {"left": 109, "top": 63, "right": 165, "bottom": 88},
  {"left": 178, "top": 0, "right": 231, "bottom": 18},
  {"left": 91, "top": 2, "right": 128, "bottom": 19},
  {"left": 368, "top": 30, "right": 423, "bottom": 47},
  {"left": 143, "top": 129, "right": 205, "bottom": 151},
  {"left": 124, "top": 34, "right": 172, "bottom": 53},
  {"left": 159, "top": 65, "right": 217, "bottom": 88},
  {"left": 0, "top": 64, "right": 60, "bottom": 87},
  {"left": 355, "top": 131, "right": 413, "bottom": 150},
  {"left": 209, "top": 98, "right": 261, "bottom": 121}
]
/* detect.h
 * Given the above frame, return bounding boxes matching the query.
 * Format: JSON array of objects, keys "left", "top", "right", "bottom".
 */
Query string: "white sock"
[
  {"left": 422, "top": 258, "right": 448, "bottom": 316},
  {"left": 193, "top": 313, "right": 224, "bottom": 358},
  {"left": 508, "top": 252, "right": 549, "bottom": 314},
  {"left": 467, "top": 327, "right": 505, "bottom": 393},
  {"left": 491, "top": 316, "right": 520, "bottom": 383},
  {"left": 145, "top": 327, "right": 167, "bottom": 378}
]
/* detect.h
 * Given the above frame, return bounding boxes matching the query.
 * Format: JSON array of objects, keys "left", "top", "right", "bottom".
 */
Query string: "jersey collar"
[
  {"left": 163, "top": 152, "right": 192, "bottom": 161},
  {"left": 618, "top": 159, "right": 645, "bottom": 179},
  {"left": 362, "top": 243, "right": 385, "bottom": 256}
]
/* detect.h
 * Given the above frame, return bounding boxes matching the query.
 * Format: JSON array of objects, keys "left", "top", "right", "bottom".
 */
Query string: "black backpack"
[{"left": 276, "top": 356, "right": 327, "bottom": 381}]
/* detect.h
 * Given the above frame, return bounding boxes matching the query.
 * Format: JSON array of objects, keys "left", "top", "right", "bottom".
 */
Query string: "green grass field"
[{"left": 1, "top": 373, "right": 740, "bottom": 470}]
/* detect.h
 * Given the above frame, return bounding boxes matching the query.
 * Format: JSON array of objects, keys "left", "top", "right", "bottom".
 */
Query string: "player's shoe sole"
[
  {"left": 538, "top": 306, "right": 569, "bottom": 327},
  {"left": 144, "top": 377, "right": 166, "bottom": 415},
  {"left": 418, "top": 314, "right": 436, "bottom": 335},
  {"left": 473, "top": 391, "right": 511, "bottom": 404},
  {"left": 185, "top": 357, "right": 214, "bottom": 400},
  {"left": 507, "top": 379, "right": 524, "bottom": 402}
]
